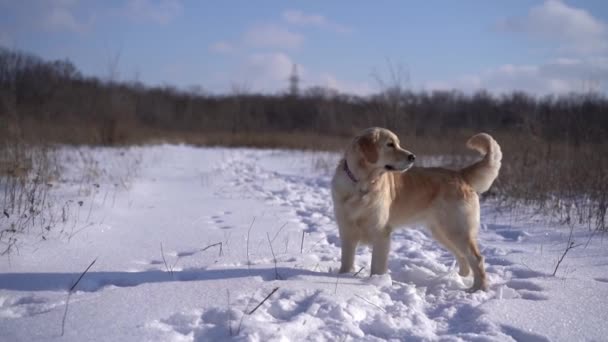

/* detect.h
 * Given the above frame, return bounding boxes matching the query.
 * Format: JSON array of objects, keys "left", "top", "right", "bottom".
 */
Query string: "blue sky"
[{"left": 1, "top": 0, "right": 607, "bottom": 95}]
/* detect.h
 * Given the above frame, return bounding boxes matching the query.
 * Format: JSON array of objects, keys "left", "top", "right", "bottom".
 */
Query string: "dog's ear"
[{"left": 357, "top": 134, "right": 378, "bottom": 164}]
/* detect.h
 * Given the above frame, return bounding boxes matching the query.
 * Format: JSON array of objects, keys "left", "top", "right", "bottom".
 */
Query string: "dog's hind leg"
[
  {"left": 440, "top": 198, "right": 487, "bottom": 292},
  {"left": 429, "top": 225, "right": 470, "bottom": 277},
  {"left": 463, "top": 237, "right": 487, "bottom": 292},
  {"left": 370, "top": 227, "right": 391, "bottom": 275}
]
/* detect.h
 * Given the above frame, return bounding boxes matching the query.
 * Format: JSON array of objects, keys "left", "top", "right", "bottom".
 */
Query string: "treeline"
[{"left": 1, "top": 46, "right": 607, "bottom": 148}]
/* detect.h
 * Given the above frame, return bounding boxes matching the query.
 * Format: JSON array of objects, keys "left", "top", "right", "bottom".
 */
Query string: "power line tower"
[{"left": 289, "top": 63, "right": 299, "bottom": 96}]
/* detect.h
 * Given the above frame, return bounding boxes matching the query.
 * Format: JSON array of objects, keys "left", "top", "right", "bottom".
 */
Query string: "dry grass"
[
  {"left": 0, "top": 132, "right": 141, "bottom": 256},
  {"left": 0, "top": 140, "right": 60, "bottom": 255},
  {"left": 497, "top": 137, "right": 608, "bottom": 231}
]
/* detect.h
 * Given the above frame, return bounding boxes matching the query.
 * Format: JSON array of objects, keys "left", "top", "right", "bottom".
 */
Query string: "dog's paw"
[
  {"left": 339, "top": 266, "right": 354, "bottom": 274},
  {"left": 458, "top": 268, "right": 471, "bottom": 277},
  {"left": 466, "top": 281, "right": 488, "bottom": 293}
]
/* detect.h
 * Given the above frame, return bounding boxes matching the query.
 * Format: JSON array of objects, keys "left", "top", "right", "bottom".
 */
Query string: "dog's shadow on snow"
[{"left": 0, "top": 267, "right": 324, "bottom": 293}]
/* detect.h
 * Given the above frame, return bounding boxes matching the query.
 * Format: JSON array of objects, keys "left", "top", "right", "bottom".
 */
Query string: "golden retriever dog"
[{"left": 331, "top": 127, "right": 502, "bottom": 292}]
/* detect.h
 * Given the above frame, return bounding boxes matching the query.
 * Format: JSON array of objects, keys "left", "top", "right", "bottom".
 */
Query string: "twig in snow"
[
  {"left": 307, "top": 236, "right": 326, "bottom": 253},
  {"left": 584, "top": 229, "right": 598, "bottom": 249},
  {"left": 248, "top": 287, "right": 279, "bottom": 315},
  {"left": 334, "top": 272, "right": 341, "bottom": 294},
  {"left": 283, "top": 235, "right": 290, "bottom": 254},
  {"left": 68, "top": 222, "right": 95, "bottom": 241},
  {"left": 160, "top": 242, "right": 173, "bottom": 276},
  {"left": 270, "top": 222, "right": 288, "bottom": 244},
  {"left": 266, "top": 232, "right": 281, "bottom": 280},
  {"left": 85, "top": 192, "right": 96, "bottom": 223},
  {"left": 202, "top": 242, "right": 223, "bottom": 257},
  {"left": 226, "top": 289, "right": 233, "bottom": 336},
  {"left": 61, "top": 258, "right": 97, "bottom": 336},
  {"left": 68, "top": 201, "right": 83, "bottom": 241},
  {"left": 354, "top": 294, "right": 386, "bottom": 313},
  {"left": 300, "top": 231, "right": 305, "bottom": 254},
  {"left": 69, "top": 258, "right": 97, "bottom": 293},
  {"left": 223, "top": 231, "right": 232, "bottom": 256},
  {"left": 353, "top": 266, "right": 365, "bottom": 277},
  {"left": 236, "top": 291, "right": 256, "bottom": 335},
  {"left": 247, "top": 217, "right": 256, "bottom": 269},
  {"left": 552, "top": 226, "right": 582, "bottom": 276}
]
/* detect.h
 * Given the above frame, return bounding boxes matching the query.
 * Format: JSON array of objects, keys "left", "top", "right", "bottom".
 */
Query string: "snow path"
[{"left": 1, "top": 146, "right": 607, "bottom": 341}]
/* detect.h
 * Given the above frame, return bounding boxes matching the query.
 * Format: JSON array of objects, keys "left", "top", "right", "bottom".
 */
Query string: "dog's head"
[{"left": 351, "top": 127, "right": 416, "bottom": 174}]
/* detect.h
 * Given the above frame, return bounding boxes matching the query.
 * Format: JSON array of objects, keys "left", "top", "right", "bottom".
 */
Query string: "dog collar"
[{"left": 343, "top": 160, "right": 358, "bottom": 183}]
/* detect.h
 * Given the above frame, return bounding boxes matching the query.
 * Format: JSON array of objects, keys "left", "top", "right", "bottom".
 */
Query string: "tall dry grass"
[
  {"left": 0, "top": 139, "right": 59, "bottom": 255},
  {"left": 494, "top": 135, "right": 608, "bottom": 231}
]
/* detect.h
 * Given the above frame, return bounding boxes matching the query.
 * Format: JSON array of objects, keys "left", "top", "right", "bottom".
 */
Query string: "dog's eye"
[{"left": 387, "top": 142, "right": 395, "bottom": 148}]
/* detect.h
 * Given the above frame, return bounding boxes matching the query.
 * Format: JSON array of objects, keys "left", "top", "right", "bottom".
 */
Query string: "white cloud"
[
  {"left": 283, "top": 10, "right": 325, "bottom": 26},
  {"left": 316, "top": 73, "right": 373, "bottom": 95},
  {"left": 244, "top": 24, "right": 304, "bottom": 49},
  {"left": 213, "top": 10, "right": 350, "bottom": 69},
  {"left": 125, "top": 0, "right": 183, "bottom": 25},
  {"left": 282, "top": 9, "right": 351, "bottom": 33},
  {"left": 498, "top": 0, "right": 607, "bottom": 54},
  {"left": 45, "top": 6, "right": 84, "bottom": 32},
  {"left": 450, "top": 1, "right": 608, "bottom": 94},
  {"left": 209, "top": 41, "right": 235, "bottom": 54},
  {"left": 426, "top": 58, "right": 608, "bottom": 94},
  {"left": 240, "top": 52, "right": 294, "bottom": 91},
  {"left": 23, "top": 0, "right": 91, "bottom": 33}
]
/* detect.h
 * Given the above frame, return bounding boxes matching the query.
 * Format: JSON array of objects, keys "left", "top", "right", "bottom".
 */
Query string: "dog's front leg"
[
  {"left": 370, "top": 228, "right": 391, "bottom": 275},
  {"left": 339, "top": 238, "right": 357, "bottom": 273}
]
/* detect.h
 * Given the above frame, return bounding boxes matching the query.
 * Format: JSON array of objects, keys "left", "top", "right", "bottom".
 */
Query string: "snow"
[{"left": 1, "top": 145, "right": 608, "bottom": 341}]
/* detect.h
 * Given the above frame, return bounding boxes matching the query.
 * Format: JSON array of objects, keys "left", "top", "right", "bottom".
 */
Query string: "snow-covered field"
[{"left": 1, "top": 145, "right": 607, "bottom": 341}]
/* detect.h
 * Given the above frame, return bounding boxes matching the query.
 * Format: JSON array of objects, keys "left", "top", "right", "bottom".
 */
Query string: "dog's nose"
[{"left": 408, "top": 154, "right": 416, "bottom": 162}]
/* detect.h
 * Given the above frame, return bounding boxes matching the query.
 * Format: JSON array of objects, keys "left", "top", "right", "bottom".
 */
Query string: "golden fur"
[{"left": 331, "top": 127, "right": 502, "bottom": 292}]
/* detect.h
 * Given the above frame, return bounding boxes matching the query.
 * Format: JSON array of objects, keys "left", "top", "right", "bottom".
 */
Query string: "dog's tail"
[{"left": 460, "top": 133, "right": 502, "bottom": 193}]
